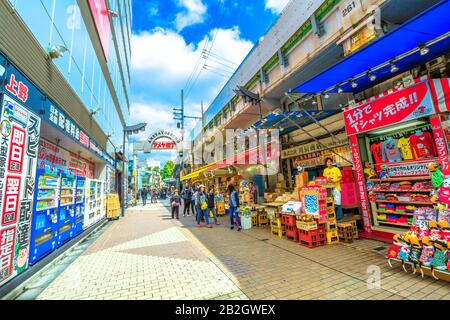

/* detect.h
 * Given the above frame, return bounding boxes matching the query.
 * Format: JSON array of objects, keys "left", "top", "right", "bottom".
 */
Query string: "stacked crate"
[
  {"left": 270, "top": 215, "right": 285, "bottom": 238},
  {"left": 106, "top": 193, "right": 120, "bottom": 219},
  {"left": 257, "top": 208, "right": 269, "bottom": 227},
  {"left": 296, "top": 214, "right": 327, "bottom": 248},
  {"left": 325, "top": 197, "right": 339, "bottom": 245},
  {"left": 337, "top": 222, "right": 354, "bottom": 243},
  {"left": 281, "top": 214, "right": 298, "bottom": 242}
]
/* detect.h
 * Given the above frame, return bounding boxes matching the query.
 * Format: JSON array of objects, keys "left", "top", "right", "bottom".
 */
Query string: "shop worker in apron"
[
  {"left": 196, "top": 185, "right": 212, "bottom": 228},
  {"left": 227, "top": 184, "right": 242, "bottom": 231},
  {"left": 323, "top": 157, "right": 343, "bottom": 222}
]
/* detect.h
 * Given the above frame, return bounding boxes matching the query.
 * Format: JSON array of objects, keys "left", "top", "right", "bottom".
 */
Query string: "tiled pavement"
[{"left": 35, "top": 202, "right": 450, "bottom": 300}]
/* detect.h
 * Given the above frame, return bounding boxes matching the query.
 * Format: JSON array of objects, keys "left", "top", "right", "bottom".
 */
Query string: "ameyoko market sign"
[{"left": 344, "top": 80, "right": 436, "bottom": 136}]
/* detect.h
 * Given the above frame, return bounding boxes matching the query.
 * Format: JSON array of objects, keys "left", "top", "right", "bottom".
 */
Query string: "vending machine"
[
  {"left": 29, "top": 166, "right": 60, "bottom": 265},
  {"left": 57, "top": 171, "right": 76, "bottom": 246},
  {"left": 73, "top": 176, "right": 86, "bottom": 236}
]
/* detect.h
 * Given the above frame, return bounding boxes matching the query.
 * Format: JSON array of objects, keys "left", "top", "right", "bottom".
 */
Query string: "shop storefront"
[
  {"left": 0, "top": 52, "right": 115, "bottom": 286},
  {"left": 343, "top": 76, "right": 450, "bottom": 239}
]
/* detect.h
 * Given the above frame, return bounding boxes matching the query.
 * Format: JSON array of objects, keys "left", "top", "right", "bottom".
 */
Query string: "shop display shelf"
[
  {"left": 369, "top": 176, "right": 431, "bottom": 182},
  {"left": 37, "top": 196, "right": 56, "bottom": 201},
  {"left": 376, "top": 210, "right": 413, "bottom": 216},
  {"left": 39, "top": 186, "right": 58, "bottom": 190},
  {"left": 372, "top": 189, "right": 433, "bottom": 193},
  {"left": 36, "top": 205, "right": 57, "bottom": 212},
  {"left": 372, "top": 200, "right": 433, "bottom": 205},
  {"left": 378, "top": 221, "right": 411, "bottom": 227}
]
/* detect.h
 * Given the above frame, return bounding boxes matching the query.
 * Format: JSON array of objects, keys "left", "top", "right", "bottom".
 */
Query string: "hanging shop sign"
[
  {"left": 349, "top": 135, "right": 371, "bottom": 232},
  {"left": 0, "top": 94, "right": 41, "bottom": 286},
  {"left": 344, "top": 80, "right": 436, "bottom": 136},
  {"left": 282, "top": 132, "right": 349, "bottom": 159},
  {"left": 430, "top": 115, "right": 450, "bottom": 175},
  {"left": 292, "top": 146, "right": 352, "bottom": 169},
  {"left": 381, "top": 160, "right": 435, "bottom": 178},
  {"left": 140, "top": 129, "right": 182, "bottom": 152},
  {"left": 88, "top": 0, "right": 111, "bottom": 60},
  {"left": 45, "top": 101, "right": 115, "bottom": 167},
  {"left": 37, "top": 139, "right": 95, "bottom": 179}
]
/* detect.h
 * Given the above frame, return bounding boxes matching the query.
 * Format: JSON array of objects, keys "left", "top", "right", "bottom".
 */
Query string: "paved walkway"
[{"left": 34, "top": 202, "right": 450, "bottom": 300}]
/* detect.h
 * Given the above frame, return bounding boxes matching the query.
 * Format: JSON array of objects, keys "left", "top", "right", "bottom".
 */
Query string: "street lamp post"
[{"left": 122, "top": 123, "right": 147, "bottom": 217}]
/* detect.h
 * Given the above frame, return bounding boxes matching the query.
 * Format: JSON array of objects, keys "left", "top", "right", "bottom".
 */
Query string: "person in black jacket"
[
  {"left": 207, "top": 186, "right": 220, "bottom": 225},
  {"left": 182, "top": 184, "right": 192, "bottom": 217}
]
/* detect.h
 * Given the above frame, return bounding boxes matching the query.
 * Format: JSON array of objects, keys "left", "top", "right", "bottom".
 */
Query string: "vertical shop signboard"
[
  {"left": 349, "top": 135, "right": 371, "bottom": 232},
  {"left": 0, "top": 94, "right": 40, "bottom": 286},
  {"left": 430, "top": 115, "right": 450, "bottom": 175}
]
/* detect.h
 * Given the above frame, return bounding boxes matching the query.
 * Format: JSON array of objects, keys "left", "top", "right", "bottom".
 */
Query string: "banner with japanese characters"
[
  {"left": 0, "top": 94, "right": 40, "bottom": 286},
  {"left": 37, "top": 139, "right": 95, "bottom": 179},
  {"left": 349, "top": 135, "right": 371, "bottom": 232},
  {"left": 344, "top": 80, "right": 436, "bottom": 136}
]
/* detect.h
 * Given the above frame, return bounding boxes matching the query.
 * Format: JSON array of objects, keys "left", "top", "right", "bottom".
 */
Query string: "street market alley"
[{"left": 17, "top": 202, "right": 450, "bottom": 300}]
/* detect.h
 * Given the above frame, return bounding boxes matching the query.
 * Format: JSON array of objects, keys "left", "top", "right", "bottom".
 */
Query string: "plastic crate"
[
  {"left": 326, "top": 230, "right": 339, "bottom": 244},
  {"left": 271, "top": 225, "right": 286, "bottom": 238},
  {"left": 258, "top": 212, "right": 269, "bottom": 227},
  {"left": 285, "top": 225, "right": 298, "bottom": 241},
  {"left": 298, "top": 226, "right": 326, "bottom": 248},
  {"left": 281, "top": 214, "right": 296, "bottom": 227}
]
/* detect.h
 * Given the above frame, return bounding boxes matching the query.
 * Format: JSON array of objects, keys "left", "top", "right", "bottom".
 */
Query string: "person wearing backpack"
[
  {"left": 207, "top": 185, "right": 220, "bottom": 225},
  {"left": 227, "top": 184, "right": 241, "bottom": 231},
  {"left": 170, "top": 190, "right": 181, "bottom": 219},
  {"left": 191, "top": 186, "right": 197, "bottom": 220},
  {"left": 196, "top": 185, "right": 212, "bottom": 228},
  {"left": 182, "top": 185, "right": 192, "bottom": 217}
]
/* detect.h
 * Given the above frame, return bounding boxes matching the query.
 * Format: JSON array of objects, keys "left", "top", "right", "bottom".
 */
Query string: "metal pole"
[
  {"left": 181, "top": 89, "right": 184, "bottom": 130},
  {"left": 121, "top": 131, "right": 126, "bottom": 217}
]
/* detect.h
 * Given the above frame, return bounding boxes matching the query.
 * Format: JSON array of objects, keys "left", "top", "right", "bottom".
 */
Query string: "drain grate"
[
  {"left": 259, "top": 238, "right": 269, "bottom": 242},
  {"left": 373, "top": 246, "right": 387, "bottom": 251}
]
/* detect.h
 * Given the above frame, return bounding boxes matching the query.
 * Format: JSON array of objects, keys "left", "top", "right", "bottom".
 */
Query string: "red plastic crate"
[
  {"left": 285, "top": 225, "right": 298, "bottom": 242},
  {"left": 281, "top": 214, "right": 296, "bottom": 227},
  {"left": 298, "top": 226, "right": 327, "bottom": 248}
]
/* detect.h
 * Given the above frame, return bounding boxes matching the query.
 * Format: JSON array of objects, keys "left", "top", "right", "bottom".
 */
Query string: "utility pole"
[
  {"left": 181, "top": 89, "right": 185, "bottom": 129},
  {"left": 201, "top": 100, "right": 205, "bottom": 127}
]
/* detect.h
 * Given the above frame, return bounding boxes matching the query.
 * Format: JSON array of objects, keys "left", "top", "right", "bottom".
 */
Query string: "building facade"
[{"left": 0, "top": 0, "right": 131, "bottom": 287}]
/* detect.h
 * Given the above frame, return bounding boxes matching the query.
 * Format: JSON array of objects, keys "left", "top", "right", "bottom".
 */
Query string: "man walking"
[
  {"left": 182, "top": 185, "right": 192, "bottom": 217},
  {"left": 141, "top": 188, "right": 147, "bottom": 206}
]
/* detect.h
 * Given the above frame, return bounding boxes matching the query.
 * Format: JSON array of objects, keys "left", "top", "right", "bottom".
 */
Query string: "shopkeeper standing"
[
  {"left": 248, "top": 182, "right": 258, "bottom": 204},
  {"left": 323, "top": 157, "right": 343, "bottom": 222}
]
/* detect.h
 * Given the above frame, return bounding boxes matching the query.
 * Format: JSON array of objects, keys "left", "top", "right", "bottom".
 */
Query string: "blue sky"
[{"left": 129, "top": 0, "right": 290, "bottom": 167}]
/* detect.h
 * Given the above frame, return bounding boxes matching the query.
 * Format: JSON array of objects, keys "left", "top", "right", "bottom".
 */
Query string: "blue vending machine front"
[
  {"left": 29, "top": 167, "right": 60, "bottom": 265},
  {"left": 57, "top": 172, "right": 76, "bottom": 247},
  {"left": 73, "top": 176, "right": 86, "bottom": 236}
]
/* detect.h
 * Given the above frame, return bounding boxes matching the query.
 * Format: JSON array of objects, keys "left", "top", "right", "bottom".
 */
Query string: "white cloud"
[
  {"left": 146, "top": 159, "right": 161, "bottom": 168},
  {"left": 131, "top": 26, "right": 253, "bottom": 131},
  {"left": 174, "top": 0, "right": 207, "bottom": 31},
  {"left": 264, "top": 0, "right": 290, "bottom": 14},
  {"left": 147, "top": 3, "right": 159, "bottom": 17}
]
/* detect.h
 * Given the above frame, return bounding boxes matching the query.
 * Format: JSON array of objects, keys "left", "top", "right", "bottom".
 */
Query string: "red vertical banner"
[
  {"left": 0, "top": 227, "right": 16, "bottom": 280},
  {"left": 349, "top": 135, "right": 372, "bottom": 232},
  {"left": 430, "top": 115, "right": 450, "bottom": 175}
]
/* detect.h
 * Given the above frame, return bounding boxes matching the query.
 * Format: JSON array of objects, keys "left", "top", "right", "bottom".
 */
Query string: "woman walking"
[
  {"left": 170, "top": 190, "right": 181, "bottom": 219},
  {"left": 227, "top": 184, "right": 241, "bottom": 231},
  {"left": 207, "top": 186, "right": 220, "bottom": 225},
  {"left": 196, "top": 185, "right": 212, "bottom": 228}
]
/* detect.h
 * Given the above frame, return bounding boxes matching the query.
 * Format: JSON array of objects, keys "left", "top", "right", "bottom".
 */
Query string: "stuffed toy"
[
  {"left": 363, "top": 162, "right": 377, "bottom": 180},
  {"left": 419, "top": 237, "right": 435, "bottom": 267},
  {"left": 430, "top": 190, "right": 440, "bottom": 204},
  {"left": 439, "top": 221, "right": 450, "bottom": 241},
  {"left": 387, "top": 234, "right": 403, "bottom": 259},
  {"left": 427, "top": 162, "right": 444, "bottom": 189},
  {"left": 397, "top": 234, "right": 411, "bottom": 261},
  {"left": 379, "top": 166, "right": 389, "bottom": 179},
  {"left": 408, "top": 235, "right": 423, "bottom": 265},
  {"left": 429, "top": 220, "right": 442, "bottom": 241},
  {"left": 431, "top": 239, "right": 448, "bottom": 271},
  {"left": 416, "top": 220, "right": 430, "bottom": 239}
]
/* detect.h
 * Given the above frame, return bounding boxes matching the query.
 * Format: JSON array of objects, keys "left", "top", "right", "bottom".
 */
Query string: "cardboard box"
[{"left": 295, "top": 172, "right": 309, "bottom": 189}]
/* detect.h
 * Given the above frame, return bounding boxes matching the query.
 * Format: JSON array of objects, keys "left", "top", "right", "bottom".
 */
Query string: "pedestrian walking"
[
  {"left": 182, "top": 185, "right": 192, "bottom": 217},
  {"left": 170, "top": 190, "right": 181, "bottom": 219},
  {"left": 191, "top": 187, "right": 197, "bottom": 220},
  {"left": 153, "top": 189, "right": 158, "bottom": 203},
  {"left": 227, "top": 184, "right": 241, "bottom": 231},
  {"left": 207, "top": 185, "right": 220, "bottom": 225},
  {"left": 196, "top": 185, "right": 212, "bottom": 228},
  {"left": 141, "top": 188, "right": 147, "bottom": 206}
]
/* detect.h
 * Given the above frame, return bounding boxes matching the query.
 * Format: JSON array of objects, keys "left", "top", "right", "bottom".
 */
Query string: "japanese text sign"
[
  {"left": 88, "top": 0, "right": 111, "bottom": 59},
  {"left": 0, "top": 94, "right": 40, "bottom": 286},
  {"left": 344, "top": 81, "right": 436, "bottom": 136}
]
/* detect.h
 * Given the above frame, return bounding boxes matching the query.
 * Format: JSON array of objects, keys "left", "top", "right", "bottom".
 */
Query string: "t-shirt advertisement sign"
[
  {"left": 37, "top": 139, "right": 95, "bottom": 179},
  {"left": 344, "top": 80, "right": 436, "bottom": 136},
  {"left": 0, "top": 94, "right": 41, "bottom": 286}
]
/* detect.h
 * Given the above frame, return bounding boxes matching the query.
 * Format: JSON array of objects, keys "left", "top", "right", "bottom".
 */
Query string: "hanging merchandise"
[
  {"left": 397, "top": 136, "right": 414, "bottom": 160},
  {"left": 382, "top": 137, "right": 403, "bottom": 163},
  {"left": 410, "top": 130, "right": 437, "bottom": 159}
]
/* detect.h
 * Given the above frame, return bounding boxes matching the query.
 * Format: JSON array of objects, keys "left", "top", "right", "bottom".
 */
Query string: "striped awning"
[{"left": 180, "top": 163, "right": 217, "bottom": 182}]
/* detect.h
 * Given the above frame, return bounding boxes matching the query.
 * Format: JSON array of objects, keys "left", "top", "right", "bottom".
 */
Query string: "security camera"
[{"left": 89, "top": 107, "right": 100, "bottom": 116}]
